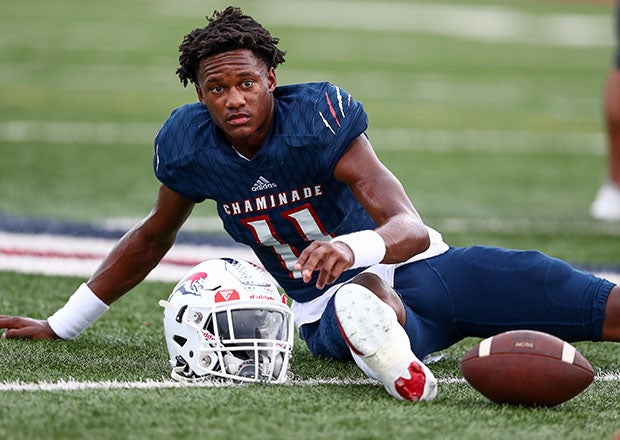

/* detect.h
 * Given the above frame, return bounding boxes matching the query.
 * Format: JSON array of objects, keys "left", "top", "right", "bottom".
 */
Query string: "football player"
[
  {"left": 1, "top": 7, "right": 619, "bottom": 402},
  {"left": 590, "top": 0, "right": 620, "bottom": 220}
]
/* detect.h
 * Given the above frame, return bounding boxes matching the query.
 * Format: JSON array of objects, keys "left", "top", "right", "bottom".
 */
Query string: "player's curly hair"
[{"left": 176, "top": 6, "right": 286, "bottom": 87}]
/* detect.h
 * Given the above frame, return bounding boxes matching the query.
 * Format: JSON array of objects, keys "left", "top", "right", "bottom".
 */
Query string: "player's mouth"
[{"left": 227, "top": 113, "right": 250, "bottom": 125}]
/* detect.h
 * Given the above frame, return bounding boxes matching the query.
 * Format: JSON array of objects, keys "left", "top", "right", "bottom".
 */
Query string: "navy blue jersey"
[{"left": 155, "top": 82, "right": 373, "bottom": 302}]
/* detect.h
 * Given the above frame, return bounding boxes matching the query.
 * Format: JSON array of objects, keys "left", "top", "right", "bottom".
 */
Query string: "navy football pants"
[{"left": 300, "top": 246, "right": 614, "bottom": 361}]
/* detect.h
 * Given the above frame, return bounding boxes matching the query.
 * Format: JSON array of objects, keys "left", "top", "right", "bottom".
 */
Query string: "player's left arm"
[
  {"left": 336, "top": 134, "right": 430, "bottom": 261},
  {"left": 295, "top": 134, "right": 430, "bottom": 288}
]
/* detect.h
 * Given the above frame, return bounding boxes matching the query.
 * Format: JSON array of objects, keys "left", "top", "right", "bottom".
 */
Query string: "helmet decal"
[
  {"left": 214, "top": 289, "right": 241, "bottom": 302},
  {"left": 175, "top": 272, "right": 210, "bottom": 296}
]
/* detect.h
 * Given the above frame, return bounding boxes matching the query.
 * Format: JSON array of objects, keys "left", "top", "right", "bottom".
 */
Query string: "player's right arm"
[{"left": 0, "top": 184, "right": 195, "bottom": 340}]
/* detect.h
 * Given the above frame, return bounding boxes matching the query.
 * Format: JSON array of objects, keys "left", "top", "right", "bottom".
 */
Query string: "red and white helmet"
[{"left": 159, "top": 258, "right": 294, "bottom": 383}]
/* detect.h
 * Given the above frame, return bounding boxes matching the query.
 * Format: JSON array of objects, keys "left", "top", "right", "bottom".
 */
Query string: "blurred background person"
[{"left": 590, "top": 0, "right": 620, "bottom": 221}]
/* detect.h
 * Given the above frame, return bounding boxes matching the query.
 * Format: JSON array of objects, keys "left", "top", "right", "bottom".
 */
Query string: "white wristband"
[
  {"left": 331, "top": 230, "right": 386, "bottom": 269},
  {"left": 48, "top": 283, "right": 109, "bottom": 340}
]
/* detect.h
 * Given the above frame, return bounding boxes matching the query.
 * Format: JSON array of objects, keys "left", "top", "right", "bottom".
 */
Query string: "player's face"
[{"left": 195, "top": 49, "right": 277, "bottom": 158}]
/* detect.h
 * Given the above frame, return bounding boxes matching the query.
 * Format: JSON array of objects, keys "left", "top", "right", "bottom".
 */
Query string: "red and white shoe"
[{"left": 334, "top": 283, "right": 438, "bottom": 402}]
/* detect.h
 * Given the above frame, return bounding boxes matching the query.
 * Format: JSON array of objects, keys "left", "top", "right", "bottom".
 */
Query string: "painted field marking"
[
  {"left": 0, "top": 373, "right": 617, "bottom": 392},
  {"left": 158, "top": 0, "right": 615, "bottom": 48},
  {"left": 1, "top": 217, "right": 619, "bottom": 283},
  {"left": 0, "top": 121, "right": 606, "bottom": 156}
]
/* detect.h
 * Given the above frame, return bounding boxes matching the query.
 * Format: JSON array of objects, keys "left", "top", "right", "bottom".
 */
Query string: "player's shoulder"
[
  {"left": 275, "top": 82, "right": 354, "bottom": 110},
  {"left": 160, "top": 102, "right": 211, "bottom": 133},
  {"left": 157, "top": 102, "right": 213, "bottom": 143},
  {"left": 274, "top": 82, "right": 364, "bottom": 141},
  {"left": 155, "top": 102, "right": 218, "bottom": 156}
]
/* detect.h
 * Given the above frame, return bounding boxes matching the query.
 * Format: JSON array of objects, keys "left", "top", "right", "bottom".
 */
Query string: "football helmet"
[{"left": 159, "top": 258, "right": 294, "bottom": 384}]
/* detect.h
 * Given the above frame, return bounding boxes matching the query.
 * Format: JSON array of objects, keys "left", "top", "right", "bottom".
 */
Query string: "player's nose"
[{"left": 226, "top": 86, "right": 246, "bottom": 108}]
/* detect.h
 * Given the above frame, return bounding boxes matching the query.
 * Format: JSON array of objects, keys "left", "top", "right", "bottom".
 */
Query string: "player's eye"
[
  {"left": 210, "top": 85, "right": 225, "bottom": 94},
  {"left": 241, "top": 80, "right": 254, "bottom": 89}
]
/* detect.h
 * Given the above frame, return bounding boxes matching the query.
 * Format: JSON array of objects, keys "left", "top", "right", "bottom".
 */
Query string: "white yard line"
[
  {"left": 264, "top": 1, "right": 614, "bottom": 47},
  {"left": 2, "top": 1, "right": 611, "bottom": 51},
  {"left": 0, "top": 373, "right": 618, "bottom": 392},
  {"left": 0, "top": 377, "right": 372, "bottom": 392},
  {"left": 159, "top": 0, "right": 614, "bottom": 48},
  {"left": 0, "top": 121, "right": 606, "bottom": 156},
  {"left": 367, "top": 128, "right": 606, "bottom": 155},
  {"left": 0, "top": 120, "right": 161, "bottom": 145},
  {"left": 1, "top": 213, "right": 619, "bottom": 284},
  {"left": 0, "top": 231, "right": 257, "bottom": 282},
  {"left": 434, "top": 216, "right": 620, "bottom": 238}
]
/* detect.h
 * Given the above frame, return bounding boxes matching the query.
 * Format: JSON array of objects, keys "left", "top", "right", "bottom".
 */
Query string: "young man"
[
  {"left": 1, "top": 7, "right": 619, "bottom": 402},
  {"left": 590, "top": 1, "right": 620, "bottom": 220}
]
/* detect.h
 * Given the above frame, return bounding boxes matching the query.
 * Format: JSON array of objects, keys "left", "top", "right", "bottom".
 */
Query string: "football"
[{"left": 459, "top": 330, "right": 594, "bottom": 406}]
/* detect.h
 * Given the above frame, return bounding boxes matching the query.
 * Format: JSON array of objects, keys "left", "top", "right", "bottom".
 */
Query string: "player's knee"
[{"left": 349, "top": 272, "right": 406, "bottom": 326}]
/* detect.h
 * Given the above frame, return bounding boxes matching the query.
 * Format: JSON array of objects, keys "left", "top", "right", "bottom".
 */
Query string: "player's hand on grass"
[{"left": 0, "top": 316, "right": 59, "bottom": 340}]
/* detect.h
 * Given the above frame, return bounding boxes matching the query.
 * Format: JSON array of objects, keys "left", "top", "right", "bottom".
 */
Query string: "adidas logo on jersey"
[{"left": 251, "top": 176, "right": 278, "bottom": 192}]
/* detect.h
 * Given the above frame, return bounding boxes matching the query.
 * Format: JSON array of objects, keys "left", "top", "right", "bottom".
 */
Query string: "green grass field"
[{"left": 1, "top": 0, "right": 619, "bottom": 438}]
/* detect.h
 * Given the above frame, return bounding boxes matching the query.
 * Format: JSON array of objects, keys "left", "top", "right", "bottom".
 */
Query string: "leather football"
[{"left": 460, "top": 330, "right": 594, "bottom": 406}]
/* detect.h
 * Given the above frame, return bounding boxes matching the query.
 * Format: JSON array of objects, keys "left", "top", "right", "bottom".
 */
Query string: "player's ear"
[
  {"left": 195, "top": 83, "right": 206, "bottom": 104},
  {"left": 267, "top": 67, "right": 277, "bottom": 92}
]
